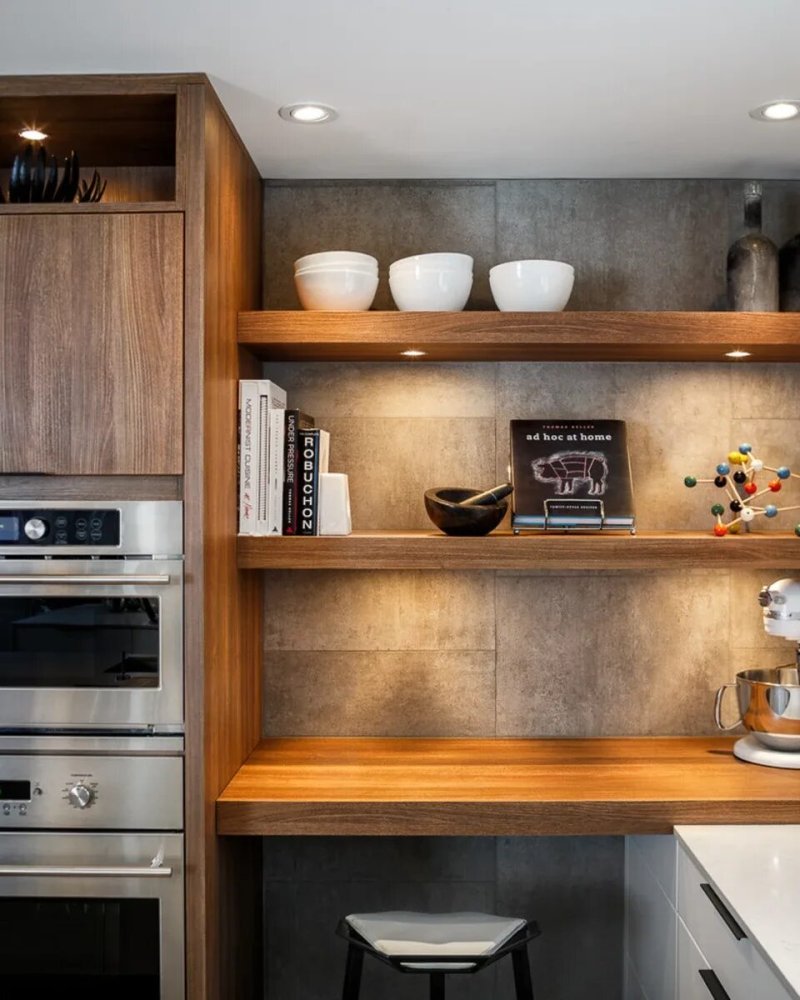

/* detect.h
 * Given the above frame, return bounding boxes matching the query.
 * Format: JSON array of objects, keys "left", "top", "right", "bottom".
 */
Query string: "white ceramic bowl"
[
  {"left": 389, "top": 266, "right": 473, "bottom": 311},
  {"left": 489, "top": 259, "right": 574, "bottom": 312},
  {"left": 390, "top": 252, "right": 473, "bottom": 274},
  {"left": 294, "top": 251, "right": 378, "bottom": 271},
  {"left": 294, "top": 268, "right": 379, "bottom": 311},
  {"left": 295, "top": 262, "right": 378, "bottom": 276}
]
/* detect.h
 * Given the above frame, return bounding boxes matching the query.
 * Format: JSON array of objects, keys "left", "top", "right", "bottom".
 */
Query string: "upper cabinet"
[{"left": 0, "top": 211, "right": 183, "bottom": 474}]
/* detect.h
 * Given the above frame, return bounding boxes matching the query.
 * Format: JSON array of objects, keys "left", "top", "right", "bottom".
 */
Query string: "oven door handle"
[
  {"left": 0, "top": 864, "right": 173, "bottom": 877},
  {"left": 0, "top": 574, "right": 171, "bottom": 586}
]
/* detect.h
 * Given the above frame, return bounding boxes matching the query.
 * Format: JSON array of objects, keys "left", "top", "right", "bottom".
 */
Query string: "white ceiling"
[{"left": 2, "top": 0, "right": 800, "bottom": 179}]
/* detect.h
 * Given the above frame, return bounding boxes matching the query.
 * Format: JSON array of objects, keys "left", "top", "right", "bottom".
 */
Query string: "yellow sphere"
[
  {"left": 728, "top": 451, "right": 746, "bottom": 465},
  {"left": 728, "top": 521, "right": 742, "bottom": 534}
]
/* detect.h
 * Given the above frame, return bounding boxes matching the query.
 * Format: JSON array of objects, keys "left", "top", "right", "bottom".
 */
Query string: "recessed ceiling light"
[
  {"left": 278, "top": 103, "right": 337, "bottom": 125},
  {"left": 749, "top": 101, "right": 800, "bottom": 122},
  {"left": 18, "top": 127, "right": 48, "bottom": 141},
  {"left": 400, "top": 349, "right": 426, "bottom": 358},
  {"left": 725, "top": 350, "right": 752, "bottom": 359}
]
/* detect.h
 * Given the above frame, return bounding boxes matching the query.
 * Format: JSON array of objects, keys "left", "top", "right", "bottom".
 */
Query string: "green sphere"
[
  {"left": 711, "top": 503, "right": 725, "bottom": 516},
  {"left": 795, "top": 524, "right": 800, "bottom": 538},
  {"left": 684, "top": 475, "right": 697, "bottom": 488}
]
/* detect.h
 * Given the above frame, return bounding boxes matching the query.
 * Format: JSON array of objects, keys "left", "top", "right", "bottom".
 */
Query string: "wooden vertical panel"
[{"left": 182, "top": 79, "right": 264, "bottom": 1000}]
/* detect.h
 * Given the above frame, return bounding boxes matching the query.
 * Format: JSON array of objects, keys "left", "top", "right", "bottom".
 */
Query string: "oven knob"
[
  {"left": 67, "top": 784, "right": 94, "bottom": 809},
  {"left": 24, "top": 517, "right": 48, "bottom": 541}
]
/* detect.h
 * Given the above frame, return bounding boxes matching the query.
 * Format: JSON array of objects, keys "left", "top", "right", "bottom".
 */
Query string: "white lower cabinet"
[
  {"left": 625, "top": 836, "right": 795, "bottom": 1000},
  {"left": 677, "top": 918, "right": 713, "bottom": 1000},
  {"left": 677, "top": 846, "right": 793, "bottom": 1000}
]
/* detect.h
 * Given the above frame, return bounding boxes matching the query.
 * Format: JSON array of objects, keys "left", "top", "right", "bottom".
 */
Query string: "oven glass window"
[
  {"left": 0, "top": 597, "right": 159, "bottom": 688},
  {"left": 0, "top": 898, "right": 160, "bottom": 999}
]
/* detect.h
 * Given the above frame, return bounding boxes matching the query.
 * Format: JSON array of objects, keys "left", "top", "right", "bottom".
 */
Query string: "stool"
[{"left": 337, "top": 910, "right": 540, "bottom": 1000}]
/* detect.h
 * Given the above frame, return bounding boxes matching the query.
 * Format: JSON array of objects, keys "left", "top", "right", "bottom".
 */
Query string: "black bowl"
[{"left": 424, "top": 487, "right": 508, "bottom": 536}]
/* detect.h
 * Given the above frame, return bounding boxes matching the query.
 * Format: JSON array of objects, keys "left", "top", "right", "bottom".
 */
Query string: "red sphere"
[
  {"left": 714, "top": 523, "right": 729, "bottom": 537},
  {"left": 769, "top": 479, "right": 782, "bottom": 492},
  {"left": 744, "top": 482, "right": 758, "bottom": 495}
]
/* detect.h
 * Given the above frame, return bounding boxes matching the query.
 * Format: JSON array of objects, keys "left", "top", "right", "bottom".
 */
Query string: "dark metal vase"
[
  {"left": 726, "top": 182, "right": 778, "bottom": 311},
  {"left": 779, "top": 234, "right": 800, "bottom": 311}
]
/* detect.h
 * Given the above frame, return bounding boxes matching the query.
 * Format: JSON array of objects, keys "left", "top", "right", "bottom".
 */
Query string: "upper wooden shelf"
[
  {"left": 216, "top": 737, "right": 800, "bottom": 836},
  {"left": 238, "top": 310, "right": 800, "bottom": 363},
  {"left": 238, "top": 530, "right": 800, "bottom": 571}
]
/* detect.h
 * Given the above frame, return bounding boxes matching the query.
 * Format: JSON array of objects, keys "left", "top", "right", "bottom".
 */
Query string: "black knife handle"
[
  {"left": 700, "top": 883, "right": 746, "bottom": 940},
  {"left": 699, "top": 969, "right": 732, "bottom": 1000}
]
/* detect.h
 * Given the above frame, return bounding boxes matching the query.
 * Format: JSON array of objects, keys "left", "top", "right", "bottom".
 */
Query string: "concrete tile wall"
[{"left": 260, "top": 178, "right": 800, "bottom": 1000}]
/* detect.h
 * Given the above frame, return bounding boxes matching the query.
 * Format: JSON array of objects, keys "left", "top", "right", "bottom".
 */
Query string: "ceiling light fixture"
[
  {"left": 725, "top": 350, "right": 752, "bottom": 359},
  {"left": 749, "top": 101, "right": 800, "bottom": 122},
  {"left": 400, "top": 349, "right": 426, "bottom": 358},
  {"left": 18, "top": 127, "right": 48, "bottom": 141},
  {"left": 278, "top": 103, "right": 338, "bottom": 125}
]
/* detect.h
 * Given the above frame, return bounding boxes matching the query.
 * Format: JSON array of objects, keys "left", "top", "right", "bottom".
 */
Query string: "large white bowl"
[
  {"left": 295, "top": 268, "right": 379, "bottom": 311},
  {"left": 295, "top": 262, "right": 377, "bottom": 276},
  {"left": 489, "top": 259, "right": 575, "bottom": 311},
  {"left": 390, "top": 252, "right": 473, "bottom": 273},
  {"left": 389, "top": 266, "right": 473, "bottom": 311},
  {"left": 295, "top": 250, "right": 378, "bottom": 270}
]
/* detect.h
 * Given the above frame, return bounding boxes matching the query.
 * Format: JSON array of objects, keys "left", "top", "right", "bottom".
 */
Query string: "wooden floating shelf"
[
  {"left": 238, "top": 530, "right": 800, "bottom": 571},
  {"left": 238, "top": 310, "right": 800, "bottom": 363},
  {"left": 217, "top": 737, "right": 800, "bottom": 836},
  {"left": 0, "top": 202, "right": 181, "bottom": 215}
]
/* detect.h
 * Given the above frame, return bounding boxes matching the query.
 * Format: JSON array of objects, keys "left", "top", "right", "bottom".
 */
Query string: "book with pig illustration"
[{"left": 510, "top": 419, "right": 635, "bottom": 531}]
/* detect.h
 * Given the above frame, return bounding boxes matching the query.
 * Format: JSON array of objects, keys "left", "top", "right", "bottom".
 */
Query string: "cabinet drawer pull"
[
  {"left": 700, "top": 883, "right": 747, "bottom": 940},
  {"left": 699, "top": 969, "right": 732, "bottom": 1000}
]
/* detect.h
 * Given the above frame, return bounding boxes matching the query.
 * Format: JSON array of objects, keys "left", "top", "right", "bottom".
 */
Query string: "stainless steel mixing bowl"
[{"left": 715, "top": 666, "right": 800, "bottom": 750}]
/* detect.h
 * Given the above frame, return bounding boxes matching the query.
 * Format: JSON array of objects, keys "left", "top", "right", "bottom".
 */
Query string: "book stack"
[{"left": 238, "top": 379, "right": 331, "bottom": 535}]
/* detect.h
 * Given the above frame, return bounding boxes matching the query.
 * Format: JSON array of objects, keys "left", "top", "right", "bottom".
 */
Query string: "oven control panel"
[
  {"left": 0, "top": 509, "right": 120, "bottom": 547},
  {"left": 0, "top": 755, "right": 182, "bottom": 830}
]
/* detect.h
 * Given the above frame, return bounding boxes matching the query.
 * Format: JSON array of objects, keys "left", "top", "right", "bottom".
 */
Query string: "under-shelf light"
[
  {"left": 18, "top": 126, "right": 48, "bottom": 141},
  {"left": 400, "top": 349, "right": 427, "bottom": 358},
  {"left": 725, "top": 350, "right": 752, "bottom": 359}
]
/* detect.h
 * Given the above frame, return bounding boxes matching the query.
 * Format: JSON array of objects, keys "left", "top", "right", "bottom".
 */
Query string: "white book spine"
[
  {"left": 267, "top": 408, "right": 286, "bottom": 535},
  {"left": 255, "top": 380, "right": 288, "bottom": 535},
  {"left": 316, "top": 429, "right": 331, "bottom": 532},
  {"left": 237, "top": 380, "right": 261, "bottom": 535}
]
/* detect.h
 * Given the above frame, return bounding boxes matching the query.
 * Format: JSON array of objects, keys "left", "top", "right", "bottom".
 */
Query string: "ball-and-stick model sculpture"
[{"left": 684, "top": 443, "right": 800, "bottom": 537}]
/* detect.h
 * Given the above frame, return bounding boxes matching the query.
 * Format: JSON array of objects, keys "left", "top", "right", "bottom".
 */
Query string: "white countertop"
[{"left": 675, "top": 825, "right": 800, "bottom": 999}]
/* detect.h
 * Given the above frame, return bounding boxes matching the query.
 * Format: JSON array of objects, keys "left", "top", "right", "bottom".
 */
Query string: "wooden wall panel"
[{"left": 182, "top": 79, "right": 264, "bottom": 1000}]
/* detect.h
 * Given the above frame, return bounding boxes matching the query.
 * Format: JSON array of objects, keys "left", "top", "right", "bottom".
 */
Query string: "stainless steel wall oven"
[{"left": 0, "top": 501, "right": 182, "bottom": 732}]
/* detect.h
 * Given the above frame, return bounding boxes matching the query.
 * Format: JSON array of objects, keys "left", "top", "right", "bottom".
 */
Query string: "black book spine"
[
  {"left": 283, "top": 410, "right": 314, "bottom": 535},
  {"left": 297, "top": 428, "right": 320, "bottom": 536}
]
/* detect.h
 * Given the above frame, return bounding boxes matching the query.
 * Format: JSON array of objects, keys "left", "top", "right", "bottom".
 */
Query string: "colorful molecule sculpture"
[{"left": 684, "top": 443, "right": 800, "bottom": 537}]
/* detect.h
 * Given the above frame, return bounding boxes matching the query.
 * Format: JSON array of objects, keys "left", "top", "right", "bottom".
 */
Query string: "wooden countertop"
[{"left": 216, "top": 737, "right": 800, "bottom": 836}]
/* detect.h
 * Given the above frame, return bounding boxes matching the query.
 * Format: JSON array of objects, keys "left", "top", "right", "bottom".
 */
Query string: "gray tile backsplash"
[{"left": 259, "top": 177, "right": 800, "bottom": 1000}]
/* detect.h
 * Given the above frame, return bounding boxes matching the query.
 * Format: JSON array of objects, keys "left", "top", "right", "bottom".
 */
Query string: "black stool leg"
[
  {"left": 342, "top": 943, "right": 364, "bottom": 1000},
  {"left": 511, "top": 944, "right": 535, "bottom": 1000},
  {"left": 429, "top": 971, "right": 445, "bottom": 1000}
]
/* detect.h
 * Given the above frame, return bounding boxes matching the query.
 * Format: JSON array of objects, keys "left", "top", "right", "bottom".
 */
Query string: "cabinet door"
[{"left": 0, "top": 213, "right": 183, "bottom": 475}]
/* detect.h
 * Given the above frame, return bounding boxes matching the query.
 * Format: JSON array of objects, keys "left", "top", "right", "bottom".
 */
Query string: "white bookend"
[
  {"left": 316, "top": 429, "right": 331, "bottom": 532},
  {"left": 255, "top": 380, "right": 287, "bottom": 535},
  {"left": 237, "top": 380, "right": 261, "bottom": 535}
]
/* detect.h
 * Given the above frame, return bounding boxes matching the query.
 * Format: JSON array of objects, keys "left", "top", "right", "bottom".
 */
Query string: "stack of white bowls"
[
  {"left": 294, "top": 251, "right": 379, "bottom": 311},
  {"left": 389, "top": 253, "right": 473, "bottom": 311}
]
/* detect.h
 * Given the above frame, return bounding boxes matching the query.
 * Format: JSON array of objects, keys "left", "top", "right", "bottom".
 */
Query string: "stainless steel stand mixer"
[{"left": 715, "top": 577, "right": 800, "bottom": 768}]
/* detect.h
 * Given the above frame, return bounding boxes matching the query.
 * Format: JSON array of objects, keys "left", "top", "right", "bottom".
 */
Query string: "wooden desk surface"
[{"left": 216, "top": 737, "right": 800, "bottom": 836}]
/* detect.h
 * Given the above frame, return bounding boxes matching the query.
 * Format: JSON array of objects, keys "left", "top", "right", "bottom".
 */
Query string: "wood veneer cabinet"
[
  {"left": 0, "top": 212, "right": 183, "bottom": 474},
  {"left": 0, "top": 73, "right": 264, "bottom": 1000}
]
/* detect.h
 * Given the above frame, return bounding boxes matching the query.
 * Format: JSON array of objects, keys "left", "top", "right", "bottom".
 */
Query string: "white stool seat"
[{"left": 346, "top": 911, "right": 526, "bottom": 970}]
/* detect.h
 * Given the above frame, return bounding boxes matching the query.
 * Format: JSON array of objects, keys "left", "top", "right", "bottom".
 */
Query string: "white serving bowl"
[
  {"left": 489, "top": 259, "right": 574, "bottom": 312},
  {"left": 389, "top": 266, "right": 473, "bottom": 311},
  {"left": 390, "top": 252, "right": 473, "bottom": 274},
  {"left": 295, "top": 268, "right": 379, "bottom": 311},
  {"left": 294, "top": 251, "right": 378, "bottom": 271}
]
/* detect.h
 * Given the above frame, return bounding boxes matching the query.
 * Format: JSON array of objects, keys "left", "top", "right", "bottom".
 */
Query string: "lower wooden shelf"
[
  {"left": 216, "top": 737, "right": 800, "bottom": 836},
  {"left": 238, "top": 530, "right": 800, "bottom": 571}
]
